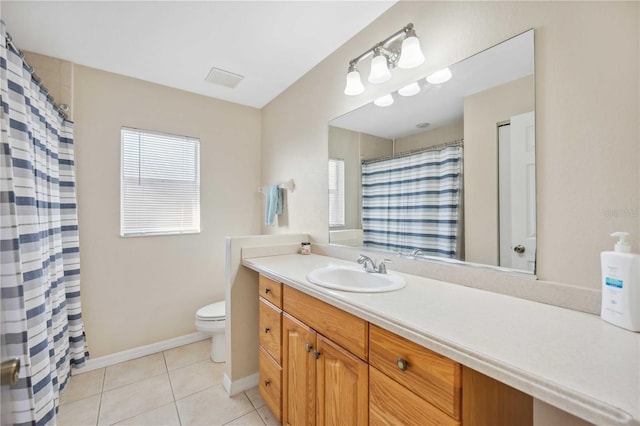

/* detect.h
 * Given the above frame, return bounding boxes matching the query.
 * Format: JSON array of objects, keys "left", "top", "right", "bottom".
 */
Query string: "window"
[
  {"left": 328, "top": 158, "right": 345, "bottom": 228},
  {"left": 121, "top": 127, "right": 200, "bottom": 236}
]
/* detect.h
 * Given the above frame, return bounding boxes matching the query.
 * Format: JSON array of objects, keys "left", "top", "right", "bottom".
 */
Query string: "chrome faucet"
[
  {"left": 409, "top": 248, "right": 423, "bottom": 257},
  {"left": 357, "top": 255, "right": 391, "bottom": 274},
  {"left": 357, "top": 255, "right": 377, "bottom": 272}
]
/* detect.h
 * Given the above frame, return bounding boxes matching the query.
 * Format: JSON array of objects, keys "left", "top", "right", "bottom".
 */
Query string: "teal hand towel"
[{"left": 264, "top": 185, "right": 283, "bottom": 226}]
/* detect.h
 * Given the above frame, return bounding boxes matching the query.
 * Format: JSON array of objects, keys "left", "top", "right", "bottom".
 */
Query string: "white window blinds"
[
  {"left": 121, "top": 127, "right": 200, "bottom": 237},
  {"left": 328, "top": 158, "right": 345, "bottom": 228}
]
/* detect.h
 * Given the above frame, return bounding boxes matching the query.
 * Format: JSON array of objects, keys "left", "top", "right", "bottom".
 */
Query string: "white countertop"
[{"left": 242, "top": 253, "right": 640, "bottom": 426}]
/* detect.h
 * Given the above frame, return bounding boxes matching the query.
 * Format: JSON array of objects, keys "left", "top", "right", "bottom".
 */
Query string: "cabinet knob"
[
  {"left": 265, "top": 288, "right": 271, "bottom": 294},
  {"left": 314, "top": 351, "right": 321, "bottom": 360},
  {"left": 264, "top": 379, "right": 271, "bottom": 386},
  {"left": 305, "top": 343, "right": 313, "bottom": 352},
  {"left": 264, "top": 327, "right": 271, "bottom": 334},
  {"left": 396, "top": 357, "right": 408, "bottom": 371},
  {"left": 514, "top": 245, "right": 526, "bottom": 254}
]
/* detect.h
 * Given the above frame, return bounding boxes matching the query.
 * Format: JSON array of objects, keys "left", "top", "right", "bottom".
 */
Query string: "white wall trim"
[
  {"left": 74, "top": 332, "right": 210, "bottom": 374},
  {"left": 223, "top": 372, "right": 259, "bottom": 396}
]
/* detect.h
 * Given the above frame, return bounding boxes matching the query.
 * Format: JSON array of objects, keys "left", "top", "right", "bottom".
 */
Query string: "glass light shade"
[
  {"left": 398, "top": 82, "right": 421, "bottom": 97},
  {"left": 344, "top": 70, "right": 364, "bottom": 96},
  {"left": 368, "top": 53, "right": 391, "bottom": 84},
  {"left": 426, "top": 67, "right": 453, "bottom": 84},
  {"left": 397, "top": 36, "right": 425, "bottom": 69},
  {"left": 374, "top": 93, "right": 394, "bottom": 107}
]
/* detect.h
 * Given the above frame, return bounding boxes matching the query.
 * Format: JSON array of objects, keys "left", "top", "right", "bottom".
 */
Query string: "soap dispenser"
[{"left": 600, "top": 232, "right": 640, "bottom": 331}]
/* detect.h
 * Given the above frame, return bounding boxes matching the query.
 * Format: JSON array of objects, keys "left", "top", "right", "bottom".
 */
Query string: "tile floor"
[{"left": 58, "top": 339, "right": 280, "bottom": 426}]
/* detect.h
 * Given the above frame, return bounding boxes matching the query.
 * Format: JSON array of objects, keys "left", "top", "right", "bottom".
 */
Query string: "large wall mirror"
[{"left": 328, "top": 30, "right": 536, "bottom": 274}]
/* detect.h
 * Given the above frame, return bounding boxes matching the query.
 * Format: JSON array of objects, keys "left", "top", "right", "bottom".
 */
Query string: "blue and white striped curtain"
[
  {"left": 1, "top": 21, "right": 88, "bottom": 425},
  {"left": 361, "top": 145, "right": 463, "bottom": 258}
]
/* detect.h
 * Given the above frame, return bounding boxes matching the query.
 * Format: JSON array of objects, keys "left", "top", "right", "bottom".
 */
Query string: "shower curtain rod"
[
  {"left": 5, "top": 32, "right": 70, "bottom": 120},
  {"left": 361, "top": 138, "right": 464, "bottom": 165}
]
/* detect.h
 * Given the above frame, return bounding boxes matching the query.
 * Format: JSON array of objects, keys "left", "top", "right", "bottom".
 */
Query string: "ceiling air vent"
[{"left": 205, "top": 67, "right": 244, "bottom": 89}]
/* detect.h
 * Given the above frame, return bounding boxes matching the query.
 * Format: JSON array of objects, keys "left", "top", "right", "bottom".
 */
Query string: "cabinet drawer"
[
  {"left": 259, "top": 347, "right": 282, "bottom": 423},
  {"left": 369, "top": 324, "right": 461, "bottom": 419},
  {"left": 370, "top": 367, "right": 460, "bottom": 426},
  {"left": 259, "top": 298, "right": 282, "bottom": 363},
  {"left": 259, "top": 275, "right": 282, "bottom": 308},
  {"left": 283, "top": 286, "right": 368, "bottom": 361}
]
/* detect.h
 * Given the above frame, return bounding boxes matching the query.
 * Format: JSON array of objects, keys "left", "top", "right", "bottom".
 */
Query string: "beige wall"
[
  {"left": 464, "top": 75, "right": 535, "bottom": 265},
  {"left": 73, "top": 65, "right": 262, "bottom": 357},
  {"left": 395, "top": 118, "right": 464, "bottom": 153},
  {"left": 261, "top": 1, "right": 639, "bottom": 290},
  {"left": 359, "top": 132, "right": 393, "bottom": 160}
]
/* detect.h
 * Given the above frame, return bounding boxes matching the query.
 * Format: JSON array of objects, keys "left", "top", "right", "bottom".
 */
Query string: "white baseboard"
[
  {"left": 74, "top": 332, "right": 210, "bottom": 374},
  {"left": 223, "top": 372, "right": 259, "bottom": 396}
]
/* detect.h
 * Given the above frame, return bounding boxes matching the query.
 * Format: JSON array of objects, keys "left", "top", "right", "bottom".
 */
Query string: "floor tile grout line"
[
  {"left": 173, "top": 381, "right": 223, "bottom": 404},
  {"left": 163, "top": 350, "right": 183, "bottom": 426},
  {"left": 243, "top": 390, "right": 268, "bottom": 426},
  {"left": 221, "top": 407, "right": 264, "bottom": 426},
  {"left": 101, "top": 370, "right": 171, "bottom": 394},
  {"left": 95, "top": 367, "right": 106, "bottom": 425}
]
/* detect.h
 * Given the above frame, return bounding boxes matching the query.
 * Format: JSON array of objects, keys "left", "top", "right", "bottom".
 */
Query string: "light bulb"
[
  {"left": 374, "top": 93, "right": 394, "bottom": 107},
  {"left": 398, "top": 82, "right": 421, "bottom": 97},
  {"left": 344, "top": 69, "right": 364, "bottom": 96},
  {"left": 397, "top": 35, "right": 425, "bottom": 69},
  {"left": 426, "top": 68, "right": 452, "bottom": 84},
  {"left": 368, "top": 52, "right": 391, "bottom": 84}
]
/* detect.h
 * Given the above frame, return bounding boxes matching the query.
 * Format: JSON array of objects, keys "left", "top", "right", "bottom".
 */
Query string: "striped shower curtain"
[
  {"left": 361, "top": 145, "right": 463, "bottom": 258},
  {"left": 1, "top": 21, "right": 87, "bottom": 425}
]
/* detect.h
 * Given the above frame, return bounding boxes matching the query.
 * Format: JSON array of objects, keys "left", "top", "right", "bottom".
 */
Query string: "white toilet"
[{"left": 195, "top": 301, "right": 226, "bottom": 363}]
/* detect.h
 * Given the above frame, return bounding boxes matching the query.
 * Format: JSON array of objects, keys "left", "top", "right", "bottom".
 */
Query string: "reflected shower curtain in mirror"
[
  {"left": 361, "top": 145, "right": 463, "bottom": 258},
  {"left": 1, "top": 21, "right": 88, "bottom": 425}
]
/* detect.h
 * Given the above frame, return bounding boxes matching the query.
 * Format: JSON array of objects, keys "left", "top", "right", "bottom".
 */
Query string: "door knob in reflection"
[{"left": 1, "top": 358, "right": 20, "bottom": 385}]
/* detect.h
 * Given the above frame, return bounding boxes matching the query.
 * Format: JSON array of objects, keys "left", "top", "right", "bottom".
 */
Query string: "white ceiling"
[{"left": 0, "top": 1, "right": 396, "bottom": 108}]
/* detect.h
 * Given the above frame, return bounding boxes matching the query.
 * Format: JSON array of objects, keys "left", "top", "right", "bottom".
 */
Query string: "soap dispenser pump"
[{"left": 600, "top": 232, "right": 640, "bottom": 331}]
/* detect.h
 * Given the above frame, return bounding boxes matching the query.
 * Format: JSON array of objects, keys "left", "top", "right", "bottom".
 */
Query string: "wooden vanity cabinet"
[
  {"left": 282, "top": 286, "right": 369, "bottom": 426},
  {"left": 258, "top": 276, "right": 283, "bottom": 422},
  {"left": 257, "top": 274, "right": 532, "bottom": 426}
]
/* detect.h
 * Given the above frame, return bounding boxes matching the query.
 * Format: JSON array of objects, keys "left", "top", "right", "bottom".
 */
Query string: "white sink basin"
[{"left": 306, "top": 265, "right": 406, "bottom": 293}]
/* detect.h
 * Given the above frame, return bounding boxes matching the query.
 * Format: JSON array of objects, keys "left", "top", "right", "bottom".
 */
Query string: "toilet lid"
[{"left": 196, "top": 301, "right": 225, "bottom": 320}]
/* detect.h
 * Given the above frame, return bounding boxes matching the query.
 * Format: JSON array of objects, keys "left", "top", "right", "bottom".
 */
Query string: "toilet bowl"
[{"left": 195, "top": 301, "right": 226, "bottom": 363}]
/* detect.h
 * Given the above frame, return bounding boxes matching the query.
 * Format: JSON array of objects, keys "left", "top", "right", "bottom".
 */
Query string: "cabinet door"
[
  {"left": 283, "top": 313, "right": 316, "bottom": 426},
  {"left": 316, "top": 335, "right": 368, "bottom": 426}
]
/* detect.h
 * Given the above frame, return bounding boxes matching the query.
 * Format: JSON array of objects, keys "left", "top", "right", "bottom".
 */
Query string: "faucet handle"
[{"left": 377, "top": 259, "right": 392, "bottom": 274}]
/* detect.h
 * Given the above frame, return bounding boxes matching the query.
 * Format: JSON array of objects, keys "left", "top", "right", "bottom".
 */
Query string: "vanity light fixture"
[
  {"left": 368, "top": 48, "right": 392, "bottom": 84},
  {"left": 426, "top": 67, "right": 453, "bottom": 84},
  {"left": 374, "top": 93, "right": 394, "bottom": 107},
  {"left": 344, "top": 23, "right": 425, "bottom": 96},
  {"left": 344, "top": 63, "right": 365, "bottom": 95},
  {"left": 398, "top": 81, "right": 421, "bottom": 97}
]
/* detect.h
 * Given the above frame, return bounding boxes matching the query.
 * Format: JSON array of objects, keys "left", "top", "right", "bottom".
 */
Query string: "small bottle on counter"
[
  {"left": 301, "top": 242, "right": 311, "bottom": 255},
  {"left": 601, "top": 232, "right": 640, "bottom": 332}
]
